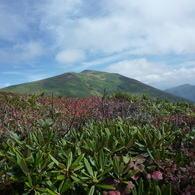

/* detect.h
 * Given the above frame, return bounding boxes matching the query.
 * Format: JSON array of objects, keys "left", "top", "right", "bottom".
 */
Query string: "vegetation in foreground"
[{"left": 0, "top": 91, "right": 195, "bottom": 195}]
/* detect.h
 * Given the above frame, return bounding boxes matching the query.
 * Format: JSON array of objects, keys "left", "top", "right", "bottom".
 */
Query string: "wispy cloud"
[{"left": 0, "top": 41, "right": 44, "bottom": 64}]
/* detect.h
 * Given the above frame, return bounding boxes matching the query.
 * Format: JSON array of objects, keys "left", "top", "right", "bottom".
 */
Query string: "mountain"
[
  {"left": 165, "top": 84, "right": 195, "bottom": 102},
  {"left": 0, "top": 70, "right": 191, "bottom": 102}
]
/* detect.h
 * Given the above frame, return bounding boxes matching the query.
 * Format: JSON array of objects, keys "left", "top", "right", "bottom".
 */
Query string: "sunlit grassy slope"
[{"left": 0, "top": 70, "right": 191, "bottom": 102}]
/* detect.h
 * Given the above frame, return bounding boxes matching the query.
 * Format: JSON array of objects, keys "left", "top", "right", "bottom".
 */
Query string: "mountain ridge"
[
  {"left": 0, "top": 70, "right": 192, "bottom": 102},
  {"left": 165, "top": 84, "right": 195, "bottom": 102}
]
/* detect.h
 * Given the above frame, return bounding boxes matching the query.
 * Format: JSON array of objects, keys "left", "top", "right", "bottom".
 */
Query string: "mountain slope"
[
  {"left": 0, "top": 70, "right": 191, "bottom": 102},
  {"left": 165, "top": 84, "right": 195, "bottom": 102}
]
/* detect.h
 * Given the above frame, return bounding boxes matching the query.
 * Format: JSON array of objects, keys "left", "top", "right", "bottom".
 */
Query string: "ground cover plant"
[{"left": 0, "top": 91, "right": 195, "bottom": 194}]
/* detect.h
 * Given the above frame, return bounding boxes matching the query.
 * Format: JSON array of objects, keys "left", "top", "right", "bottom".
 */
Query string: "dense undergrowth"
[{"left": 0, "top": 91, "right": 195, "bottom": 195}]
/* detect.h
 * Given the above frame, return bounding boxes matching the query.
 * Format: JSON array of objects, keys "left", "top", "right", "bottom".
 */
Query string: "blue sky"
[{"left": 0, "top": 0, "right": 195, "bottom": 90}]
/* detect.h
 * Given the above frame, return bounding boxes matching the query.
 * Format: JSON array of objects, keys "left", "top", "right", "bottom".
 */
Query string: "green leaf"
[
  {"left": 97, "top": 167, "right": 112, "bottom": 179},
  {"left": 25, "top": 154, "right": 35, "bottom": 164},
  {"left": 57, "top": 175, "right": 66, "bottom": 180},
  {"left": 98, "top": 150, "right": 104, "bottom": 169},
  {"left": 37, "top": 187, "right": 47, "bottom": 192},
  {"left": 67, "top": 152, "right": 73, "bottom": 170},
  {"left": 131, "top": 186, "right": 137, "bottom": 195},
  {"left": 8, "top": 130, "right": 20, "bottom": 141},
  {"left": 46, "top": 180, "right": 56, "bottom": 191},
  {"left": 26, "top": 144, "right": 36, "bottom": 150},
  {"left": 20, "top": 158, "right": 29, "bottom": 174},
  {"left": 71, "top": 153, "right": 84, "bottom": 167},
  {"left": 155, "top": 185, "right": 162, "bottom": 195},
  {"left": 60, "top": 179, "right": 74, "bottom": 193},
  {"left": 138, "top": 178, "right": 144, "bottom": 195},
  {"left": 27, "top": 173, "right": 33, "bottom": 187},
  {"left": 97, "top": 184, "right": 115, "bottom": 190},
  {"left": 35, "top": 191, "right": 41, "bottom": 195},
  {"left": 146, "top": 148, "right": 155, "bottom": 161},
  {"left": 70, "top": 175, "right": 82, "bottom": 182},
  {"left": 125, "top": 169, "right": 139, "bottom": 179},
  {"left": 126, "top": 134, "right": 136, "bottom": 149},
  {"left": 87, "top": 185, "right": 95, "bottom": 195},
  {"left": 161, "top": 183, "right": 172, "bottom": 195},
  {"left": 48, "top": 162, "right": 55, "bottom": 169},
  {"left": 73, "top": 164, "right": 84, "bottom": 171},
  {"left": 49, "top": 154, "right": 60, "bottom": 165},
  {"left": 113, "top": 155, "right": 119, "bottom": 176},
  {"left": 46, "top": 188, "right": 58, "bottom": 195},
  {"left": 58, "top": 163, "right": 66, "bottom": 169},
  {"left": 25, "top": 182, "right": 32, "bottom": 188},
  {"left": 84, "top": 158, "right": 94, "bottom": 176},
  {"left": 115, "top": 146, "right": 125, "bottom": 152}
]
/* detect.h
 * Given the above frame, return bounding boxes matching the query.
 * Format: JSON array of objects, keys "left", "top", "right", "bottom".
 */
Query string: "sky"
[{"left": 0, "top": 0, "right": 195, "bottom": 90}]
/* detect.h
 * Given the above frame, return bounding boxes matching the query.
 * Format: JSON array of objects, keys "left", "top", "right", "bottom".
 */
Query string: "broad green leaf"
[
  {"left": 138, "top": 178, "right": 144, "bottom": 195},
  {"left": 67, "top": 152, "right": 73, "bottom": 170},
  {"left": 126, "top": 134, "right": 136, "bottom": 149},
  {"left": 84, "top": 158, "right": 94, "bottom": 176},
  {"left": 113, "top": 155, "right": 119, "bottom": 176},
  {"left": 71, "top": 153, "right": 84, "bottom": 167},
  {"left": 49, "top": 154, "right": 60, "bottom": 165},
  {"left": 70, "top": 175, "right": 82, "bottom": 182},
  {"left": 73, "top": 164, "right": 84, "bottom": 171},
  {"left": 25, "top": 154, "right": 35, "bottom": 164},
  {"left": 58, "top": 163, "right": 66, "bottom": 169},
  {"left": 60, "top": 179, "right": 74, "bottom": 193},
  {"left": 26, "top": 144, "right": 36, "bottom": 150},
  {"left": 46, "top": 188, "right": 58, "bottom": 195},
  {"left": 146, "top": 148, "right": 155, "bottom": 161},
  {"left": 87, "top": 185, "right": 95, "bottom": 195},
  {"left": 155, "top": 185, "right": 162, "bottom": 195},
  {"left": 135, "top": 142, "right": 145, "bottom": 148},
  {"left": 35, "top": 191, "right": 41, "bottom": 195},
  {"left": 27, "top": 173, "right": 33, "bottom": 187},
  {"left": 25, "top": 182, "right": 32, "bottom": 188},
  {"left": 48, "top": 162, "right": 55, "bottom": 169},
  {"left": 97, "top": 167, "right": 112, "bottom": 179},
  {"left": 97, "top": 184, "right": 115, "bottom": 190},
  {"left": 37, "top": 187, "right": 47, "bottom": 192},
  {"left": 57, "top": 174, "right": 66, "bottom": 180},
  {"left": 20, "top": 158, "right": 29, "bottom": 174}
]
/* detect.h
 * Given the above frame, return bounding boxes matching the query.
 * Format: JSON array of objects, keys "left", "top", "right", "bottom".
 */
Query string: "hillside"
[
  {"left": 165, "top": 84, "right": 195, "bottom": 102},
  {"left": 0, "top": 70, "right": 191, "bottom": 102}
]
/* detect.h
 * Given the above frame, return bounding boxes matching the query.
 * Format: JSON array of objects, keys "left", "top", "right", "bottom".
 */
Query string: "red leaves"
[{"left": 146, "top": 171, "right": 163, "bottom": 181}]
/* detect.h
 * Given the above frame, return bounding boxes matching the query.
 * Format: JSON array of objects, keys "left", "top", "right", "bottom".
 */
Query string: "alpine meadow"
[{"left": 0, "top": 87, "right": 194, "bottom": 194}]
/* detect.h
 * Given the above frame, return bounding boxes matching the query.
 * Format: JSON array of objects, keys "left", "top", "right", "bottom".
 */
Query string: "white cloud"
[
  {"left": 105, "top": 58, "right": 195, "bottom": 89},
  {"left": 55, "top": 49, "right": 85, "bottom": 64},
  {"left": 37, "top": 0, "right": 195, "bottom": 56},
  {"left": 13, "top": 41, "right": 44, "bottom": 61},
  {"left": 0, "top": 41, "right": 44, "bottom": 64}
]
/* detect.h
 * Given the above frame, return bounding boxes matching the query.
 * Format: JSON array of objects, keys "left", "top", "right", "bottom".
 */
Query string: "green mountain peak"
[{"left": 0, "top": 70, "right": 191, "bottom": 102}]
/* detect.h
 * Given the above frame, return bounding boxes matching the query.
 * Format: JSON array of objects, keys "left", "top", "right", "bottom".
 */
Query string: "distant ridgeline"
[{"left": 0, "top": 70, "right": 192, "bottom": 103}]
